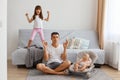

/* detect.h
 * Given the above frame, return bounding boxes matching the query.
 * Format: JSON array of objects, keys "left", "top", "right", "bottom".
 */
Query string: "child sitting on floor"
[{"left": 74, "top": 53, "right": 92, "bottom": 72}]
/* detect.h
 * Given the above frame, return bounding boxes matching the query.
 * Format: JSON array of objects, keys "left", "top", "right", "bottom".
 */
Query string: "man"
[{"left": 36, "top": 32, "right": 71, "bottom": 75}]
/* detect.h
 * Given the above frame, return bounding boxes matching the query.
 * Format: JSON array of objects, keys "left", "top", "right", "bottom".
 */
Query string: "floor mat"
[{"left": 26, "top": 68, "right": 112, "bottom": 80}]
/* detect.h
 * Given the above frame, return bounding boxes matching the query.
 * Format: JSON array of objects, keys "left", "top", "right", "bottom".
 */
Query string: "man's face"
[{"left": 51, "top": 34, "right": 59, "bottom": 43}]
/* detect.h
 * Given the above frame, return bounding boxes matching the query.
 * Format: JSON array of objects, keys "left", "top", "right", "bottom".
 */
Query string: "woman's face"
[{"left": 36, "top": 9, "right": 41, "bottom": 15}]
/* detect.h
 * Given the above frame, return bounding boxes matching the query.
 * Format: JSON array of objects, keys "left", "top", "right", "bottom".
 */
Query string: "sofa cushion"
[{"left": 12, "top": 48, "right": 28, "bottom": 65}]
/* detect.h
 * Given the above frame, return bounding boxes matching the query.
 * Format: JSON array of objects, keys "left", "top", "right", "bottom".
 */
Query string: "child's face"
[
  {"left": 36, "top": 9, "right": 41, "bottom": 15},
  {"left": 83, "top": 54, "right": 89, "bottom": 60}
]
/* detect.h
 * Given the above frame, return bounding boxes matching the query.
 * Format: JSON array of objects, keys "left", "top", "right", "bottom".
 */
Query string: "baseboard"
[
  {"left": 17, "top": 65, "right": 36, "bottom": 69},
  {"left": 17, "top": 65, "right": 26, "bottom": 68},
  {"left": 94, "top": 64, "right": 102, "bottom": 68}
]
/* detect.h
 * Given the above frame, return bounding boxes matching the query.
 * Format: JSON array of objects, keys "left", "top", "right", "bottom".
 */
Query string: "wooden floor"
[
  {"left": 7, "top": 60, "right": 120, "bottom": 80},
  {"left": 7, "top": 60, "right": 28, "bottom": 80}
]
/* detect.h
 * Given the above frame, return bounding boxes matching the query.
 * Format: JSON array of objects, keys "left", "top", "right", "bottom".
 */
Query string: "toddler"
[{"left": 74, "top": 53, "right": 92, "bottom": 72}]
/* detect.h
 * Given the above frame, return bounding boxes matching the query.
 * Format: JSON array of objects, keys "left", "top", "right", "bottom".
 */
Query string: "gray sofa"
[{"left": 12, "top": 29, "right": 105, "bottom": 67}]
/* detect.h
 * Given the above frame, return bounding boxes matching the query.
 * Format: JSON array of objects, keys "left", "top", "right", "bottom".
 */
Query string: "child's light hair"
[{"left": 83, "top": 53, "right": 90, "bottom": 60}]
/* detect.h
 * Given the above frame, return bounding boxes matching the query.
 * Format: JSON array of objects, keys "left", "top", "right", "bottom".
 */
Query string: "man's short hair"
[{"left": 51, "top": 32, "right": 59, "bottom": 37}]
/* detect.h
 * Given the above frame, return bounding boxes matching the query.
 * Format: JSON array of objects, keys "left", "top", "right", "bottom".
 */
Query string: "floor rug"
[{"left": 26, "top": 68, "right": 113, "bottom": 80}]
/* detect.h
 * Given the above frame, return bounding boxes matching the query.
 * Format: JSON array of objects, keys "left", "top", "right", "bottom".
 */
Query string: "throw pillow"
[
  {"left": 79, "top": 38, "right": 90, "bottom": 49},
  {"left": 71, "top": 37, "right": 81, "bottom": 49},
  {"left": 67, "top": 37, "right": 90, "bottom": 49},
  {"left": 67, "top": 38, "right": 74, "bottom": 49}
]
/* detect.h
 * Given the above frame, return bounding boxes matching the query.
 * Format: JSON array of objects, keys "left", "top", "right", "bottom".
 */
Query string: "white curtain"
[{"left": 104, "top": 0, "right": 120, "bottom": 70}]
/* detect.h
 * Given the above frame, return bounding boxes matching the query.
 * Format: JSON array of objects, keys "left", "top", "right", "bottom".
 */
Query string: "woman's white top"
[{"left": 33, "top": 15, "right": 43, "bottom": 28}]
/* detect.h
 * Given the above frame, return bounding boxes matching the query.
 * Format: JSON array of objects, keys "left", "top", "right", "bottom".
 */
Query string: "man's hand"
[
  {"left": 42, "top": 41, "right": 48, "bottom": 49},
  {"left": 63, "top": 39, "right": 68, "bottom": 49},
  {"left": 42, "top": 41, "right": 49, "bottom": 61},
  {"left": 61, "top": 39, "right": 68, "bottom": 60}
]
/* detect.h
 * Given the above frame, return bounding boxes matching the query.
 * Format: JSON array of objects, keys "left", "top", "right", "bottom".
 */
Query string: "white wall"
[
  {"left": 0, "top": 0, "right": 7, "bottom": 80},
  {"left": 7, "top": 0, "right": 98, "bottom": 59}
]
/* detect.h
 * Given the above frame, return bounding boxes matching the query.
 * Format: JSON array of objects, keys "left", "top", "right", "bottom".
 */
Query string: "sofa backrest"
[{"left": 18, "top": 29, "right": 99, "bottom": 49}]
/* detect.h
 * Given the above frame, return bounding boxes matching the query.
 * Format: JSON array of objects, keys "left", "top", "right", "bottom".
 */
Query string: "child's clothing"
[
  {"left": 30, "top": 28, "right": 44, "bottom": 41},
  {"left": 30, "top": 15, "right": 45, "bottom": 41},
  {"left": 78, "top": 58, "right": 92, "bottom": 69},
  {"left": 34, "top": 15, "right": 43, "bottom": 28}
]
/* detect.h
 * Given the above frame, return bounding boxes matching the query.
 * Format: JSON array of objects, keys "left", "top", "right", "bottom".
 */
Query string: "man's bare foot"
[
  {"left": 63, "top": 69, "right": 69, "bottom": 75},
  {"left": 57, "top": 69, "right": 69, "bottom": 75}
]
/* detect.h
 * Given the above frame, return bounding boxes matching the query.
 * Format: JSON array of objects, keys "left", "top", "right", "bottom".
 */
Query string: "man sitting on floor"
[{"left": 36, "top": 32, "right": 71, "bottom": 75}]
